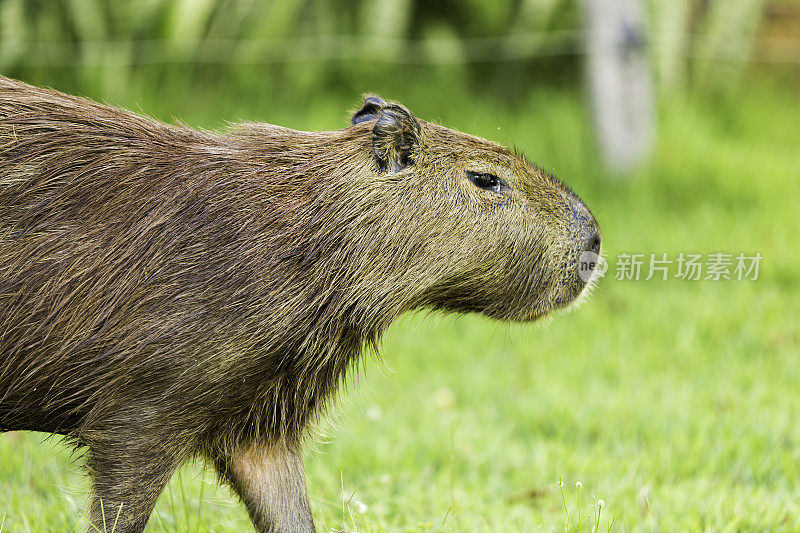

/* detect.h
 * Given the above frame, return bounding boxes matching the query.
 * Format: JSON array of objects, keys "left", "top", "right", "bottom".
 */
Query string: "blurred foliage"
[
  {"left": 0, "top": 0, "right": 797, "bottom": 104},
  {"left": 0, "top": 0, "right": 580, "bottom": 101}
]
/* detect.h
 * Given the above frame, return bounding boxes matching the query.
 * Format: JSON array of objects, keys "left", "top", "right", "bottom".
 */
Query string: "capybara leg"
[
  {"left": 214, "top": 443, "right": 315, "bottom": 533},
  {"left": 84, "top": 444, "right": 181, "bottom": 533}
]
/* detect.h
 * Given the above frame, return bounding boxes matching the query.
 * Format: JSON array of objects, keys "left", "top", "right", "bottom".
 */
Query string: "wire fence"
[{"left": 3, "top": 32, "right": 800, "bottom": 67}]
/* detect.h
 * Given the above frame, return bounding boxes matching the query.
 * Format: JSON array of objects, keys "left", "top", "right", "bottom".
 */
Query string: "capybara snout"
[{"left": 0, "top": 78, "right": 599, "bottom": 533}]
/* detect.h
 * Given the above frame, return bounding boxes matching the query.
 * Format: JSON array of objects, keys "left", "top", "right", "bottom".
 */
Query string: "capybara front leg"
[
  {"left": 214, "top": 443, "right": 315, "bottom": 533},
  {"left": 84, "top": 443, "right": 181, "bottom": 533}
]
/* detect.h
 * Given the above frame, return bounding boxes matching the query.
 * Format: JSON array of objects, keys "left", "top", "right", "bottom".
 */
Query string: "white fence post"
[{"left": 584, "top": 0, "right": 655, "bottom": 175}]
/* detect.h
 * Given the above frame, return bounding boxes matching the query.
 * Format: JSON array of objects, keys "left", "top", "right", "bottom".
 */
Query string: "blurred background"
[{"left": 1, "top": 1, "right": 799, "bottom": 531}]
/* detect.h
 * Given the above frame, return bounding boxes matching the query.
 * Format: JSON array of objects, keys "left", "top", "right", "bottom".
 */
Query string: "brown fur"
[{"left": 0, "top": 76, "right": 600, "bottom": 532}]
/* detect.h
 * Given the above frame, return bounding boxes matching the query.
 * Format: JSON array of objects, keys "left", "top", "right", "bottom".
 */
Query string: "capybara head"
[{"left": 344, "top": 96, "right": 601, "bottom": 322}]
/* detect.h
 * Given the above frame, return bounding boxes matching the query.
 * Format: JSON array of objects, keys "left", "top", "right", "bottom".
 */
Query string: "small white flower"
[
  {"left": 557, "top": 479, "right": 565, "bottom": 487},
  {"left": 597, "top": 499, "right": 605, "bottom": 508},
  {"left": 575, "top": 482, "right": 583, "bottom": 488}
]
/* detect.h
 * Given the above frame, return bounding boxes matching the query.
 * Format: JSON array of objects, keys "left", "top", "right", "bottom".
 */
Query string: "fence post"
[{"left": 584, "top": 0, "right": 655, "bottom": 175}]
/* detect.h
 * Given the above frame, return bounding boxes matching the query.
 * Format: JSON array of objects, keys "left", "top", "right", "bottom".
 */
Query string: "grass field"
[{"left": 0, "top": 75, "right": 798, "bottom": 531}]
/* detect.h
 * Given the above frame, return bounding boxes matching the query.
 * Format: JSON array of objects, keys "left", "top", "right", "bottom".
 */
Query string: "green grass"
[{"left": 1, "top": 75, "right": 798, "bottom": 531}]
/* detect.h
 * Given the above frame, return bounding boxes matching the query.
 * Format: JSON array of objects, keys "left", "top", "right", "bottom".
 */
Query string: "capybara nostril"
[
  {"left": 570, "top": 200, "right": 601, "bottom": 257},
  {"left": 587, "top": 232, "right": 601, "bottom": 255},
  {"left": 574, "top": 229, "right": 603, "bottom": 287}
]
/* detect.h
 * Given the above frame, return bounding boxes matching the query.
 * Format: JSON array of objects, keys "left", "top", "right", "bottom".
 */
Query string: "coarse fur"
[{"left": 0, "top": 76, "right": 600, "bottom": 532}]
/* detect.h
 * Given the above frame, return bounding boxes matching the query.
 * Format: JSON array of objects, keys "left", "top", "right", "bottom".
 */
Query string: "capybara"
[{"left": 0, "top": 77, "right": 601, "bottom": 532}]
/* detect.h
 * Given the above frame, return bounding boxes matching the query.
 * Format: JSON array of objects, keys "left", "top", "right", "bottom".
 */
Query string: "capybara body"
[{"left": 0, "top": 77, "right": 600, "bottom": 532}]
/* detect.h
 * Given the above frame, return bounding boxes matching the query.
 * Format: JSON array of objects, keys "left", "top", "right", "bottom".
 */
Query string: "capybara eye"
[{"left": 468, "top": 171, "right": 503, "bottom": 193}]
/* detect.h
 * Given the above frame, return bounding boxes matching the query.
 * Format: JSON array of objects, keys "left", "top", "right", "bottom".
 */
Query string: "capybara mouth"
[
  {"left": 512, "top": 245, "right": 603, "bottom": 321},
  {"left": 560, "top": 246, "right": 605, "bottom": 313}
]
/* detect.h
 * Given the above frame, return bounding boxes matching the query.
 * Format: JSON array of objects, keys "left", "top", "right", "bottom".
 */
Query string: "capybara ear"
[
  {"left": 372, "top": 103, "right": 421, "bottom": 173},
  {"left": 351, "top": 95, "right": 386, "bottom": 125},
  {"left": 352, "top": 95, "right": 422, "bottom": 173}
]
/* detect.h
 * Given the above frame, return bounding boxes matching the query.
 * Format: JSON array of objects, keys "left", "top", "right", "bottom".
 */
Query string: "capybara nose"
[
  {"left": 576, "top": 229, "right": 602, "bottom": 283},
  {"left": 585, "top": 231, "right": 601, "bottom": 255},
  {"left": 570, "top": 200, "right": 600, "bottom": 254},
  {"left": 570, "top": 199, "right": 601, "bottom": 284}
]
